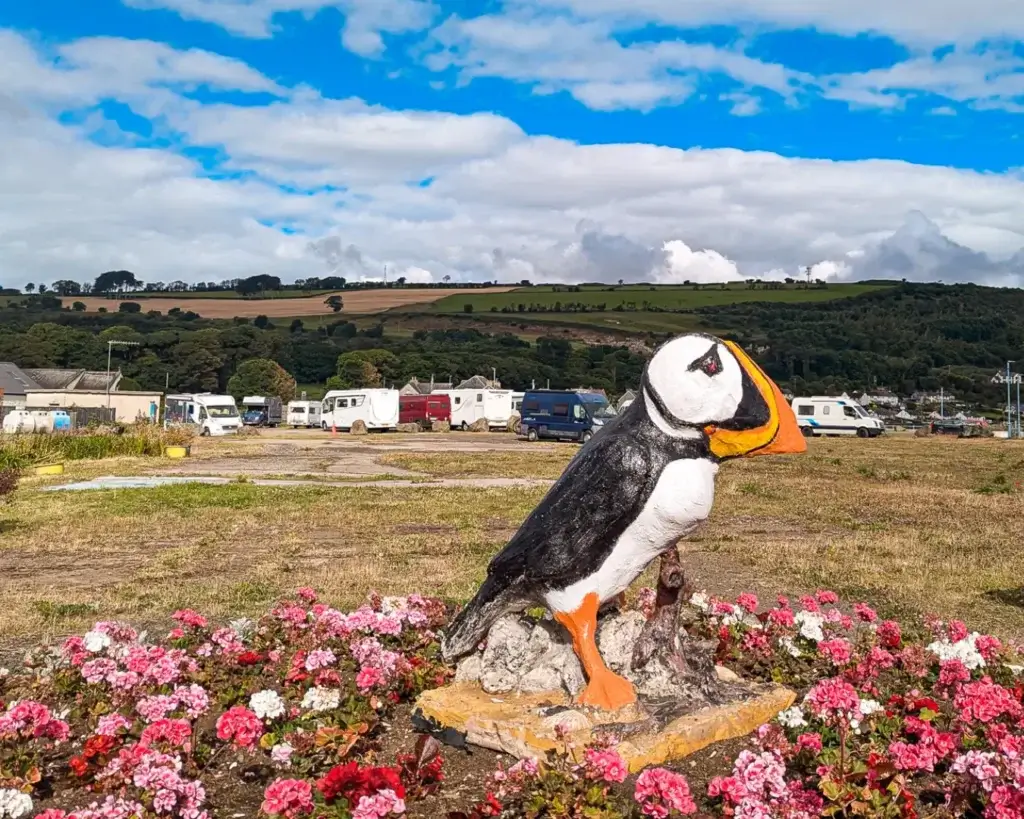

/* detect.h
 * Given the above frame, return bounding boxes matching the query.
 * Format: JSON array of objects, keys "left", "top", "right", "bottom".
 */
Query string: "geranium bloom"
[
  {"left": 356, "top": 666, "right": 384, "bottom": 692},
  {"left": 796, "top": 733, "right": 823, "bottom": 753},
  {"left": 352, "top": 788, "right": 406, "bottom": 819},
  {"left": 0, "top": 789, "right": 32, "bottom": 819},
  {"left": 853, "top": 603, "right": 878, "bottom": 623},
  {"left": 271, "top": 743, "right": 295, "bottom": 765},
  {"left": 140, "top": 718, "right": 192, "bottom": 750},
  {"left": 216, "top": 706, "right": 263, "bottom": 747},
  {"left": 250, "top": 690, "right": 286, "bottom": 721},
  {"left": 262, "top": 778, "right": 314, "bottom": 818},
  {"left": 304, "top": 649, "right": 336, "bottom": 671},
  {"left": 634, "top": 768, "right": 697, "bottom": 817},
  {"left": 818, "top": 639, "right": 853, "bottom": 666},
  {"left": 951, "top": 751, "right": 1002, "bottom": 793},
  {"left": 804, "top": 678, "right": 860, "bottom": 720},
  {"left": 171, "top": 609, "right": 208, "bottom": 629},
  {"left": 96, "top": 713, "right": 133, "bottom": 737},
  {"left": 583, "top": 747, "right": 628, "bottom": 783},
  {"left": 876, "top": 619, "right": 902, "bottom": 648},
  {"left": 736, "top": 593, "right": 759, "bottom": 614},
  {"left": 815, "top": 590, "right": 839, "bottom": 605},
  {"left": 955, "top": 678, "right": 1023, "bottom": 724},
  {"left": 301, "top": 686, "right": 341, "bottom": 713},
  {"left": 317, "top": 762, "right": 406, "bottom": 805}
]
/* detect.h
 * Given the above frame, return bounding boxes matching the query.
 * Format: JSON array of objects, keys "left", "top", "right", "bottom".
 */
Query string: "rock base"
[{"left": 414, "top": 681, "right": 795, "bottom": 772}]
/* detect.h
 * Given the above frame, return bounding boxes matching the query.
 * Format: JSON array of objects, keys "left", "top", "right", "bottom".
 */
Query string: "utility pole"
[
  {"left": 1007, "top": 361, "right": 1015, "bottom": 437},
  {"left": 939, "top": 386, "right": 945, "bottom": 419}
]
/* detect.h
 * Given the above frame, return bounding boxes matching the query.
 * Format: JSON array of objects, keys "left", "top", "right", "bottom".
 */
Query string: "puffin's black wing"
[{"left": 486, "top": 416, "right": 663, "bottom": 591}]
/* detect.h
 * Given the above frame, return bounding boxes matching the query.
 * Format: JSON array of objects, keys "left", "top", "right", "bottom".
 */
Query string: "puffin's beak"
[{"left": 705, "top": 341, "right": 806, "bottom": 459}]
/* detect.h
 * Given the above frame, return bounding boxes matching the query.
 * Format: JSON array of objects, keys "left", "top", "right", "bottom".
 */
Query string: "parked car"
[
  {"left": 399, "top": 394, "right": 451, "bottom": 429},
  {"left": 241, "top": 396, "right": 283, "bottom": 427},
  {"left": 519, "top": 390, "right": 617, "bottom": 443},
  {"left": 791, "top": 396, "right": 884, "bottom": 438}
]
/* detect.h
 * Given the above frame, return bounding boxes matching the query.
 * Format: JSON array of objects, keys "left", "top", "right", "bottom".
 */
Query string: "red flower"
[
  {"left": 236, "top": 651, "right": 263, "bottom": 666},
  {"left": 317, "top": 762, "right": 406, "bottom": 805},
  {"left": 69, "top": 756, "right": 89, "bottom": 777},
  {"left": 877, "top": 620, "right": 902, "bottom": 648}
]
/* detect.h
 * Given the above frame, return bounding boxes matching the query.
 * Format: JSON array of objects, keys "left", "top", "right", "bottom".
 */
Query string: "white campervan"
[
  {"left": 286, "top": 400, "right": 322, "bottom": 429},
  {"left": 791, "top": 396, "right": 885, "bottom": 438},
  {"left": 164, "top": 393, "right": 241, "bottom": 436},
  {"left": 321, "top": 389, "right": 399, "bottom": 432},
  {"left": 435, "top": 388, "right": 514, "bottom": 430}
]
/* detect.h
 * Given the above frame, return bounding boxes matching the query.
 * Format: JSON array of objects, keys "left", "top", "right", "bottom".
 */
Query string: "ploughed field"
[{"left": 1, "top": 432, "right": 1021, "bottom": 646}]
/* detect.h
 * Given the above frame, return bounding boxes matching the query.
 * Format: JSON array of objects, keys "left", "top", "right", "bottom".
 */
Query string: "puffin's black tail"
[{"left": 441, "top": 576, "right": 518, "bottom": 662}]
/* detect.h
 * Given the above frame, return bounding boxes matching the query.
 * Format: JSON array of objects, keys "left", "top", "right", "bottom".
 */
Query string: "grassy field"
[
  {"left": 415, "top": 282, "right": 888, "bottom": 314},
  {"left": 1, "top": 435, "right": 1022, "bottom": 646}
]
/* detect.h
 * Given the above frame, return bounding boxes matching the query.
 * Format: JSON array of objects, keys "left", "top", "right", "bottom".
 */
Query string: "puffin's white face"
[
  {"left": 644, "top": 334, "right": 744, "bottom": 427},
  {"left": 642, "top": 332, "right": 807, "bottom": 459}
]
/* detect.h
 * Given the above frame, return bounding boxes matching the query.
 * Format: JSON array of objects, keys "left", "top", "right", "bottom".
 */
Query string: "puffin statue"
[{"left": 441, "top": 333, "right": 806, "bottom": 711}]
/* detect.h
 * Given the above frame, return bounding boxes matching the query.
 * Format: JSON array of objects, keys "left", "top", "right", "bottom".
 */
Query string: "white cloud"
[
  {"left": 525, "top": 0, "right": 1024, "bottom": 47},
  {"left": 2, "top": 29, "right": 1024, "bottom": 289},
  {"left": 120, "top": 0, "right": 436, "bottom": 55}
]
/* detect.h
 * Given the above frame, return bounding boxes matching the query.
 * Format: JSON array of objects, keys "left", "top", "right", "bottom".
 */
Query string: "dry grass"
[
  {"left": 1, "top": 435, "right": 1022, "bottom": 648},
  {"left": 376, "top": 448, "right": 578, "bottom": 480}
]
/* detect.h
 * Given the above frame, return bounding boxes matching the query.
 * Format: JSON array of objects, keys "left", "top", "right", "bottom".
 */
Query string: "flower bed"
[{"left": 0, "top": 587, "right": 1021, "bottom": 818}]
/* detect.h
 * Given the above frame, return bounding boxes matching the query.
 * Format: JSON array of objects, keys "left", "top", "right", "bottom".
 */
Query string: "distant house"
[
  {"left": 911, "top": 390, "right": 955, "bottom": 404},
  {"left": 617, "top": 389, "right": 637, "bottom": 410},
  {"left": 399, "top": 374, "right": 502, "bottom": 396},
  {"left": 858, "top": 390, "right": 900, "bottom": 408},
  {"left": 0, "top": 362, "right": 41, "bottom": 409}
]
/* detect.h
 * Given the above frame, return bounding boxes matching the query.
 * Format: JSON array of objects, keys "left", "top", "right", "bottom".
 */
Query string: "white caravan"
[
  {"left": 286, "top": 400, "right": 322, "bottom": 429},
  {"left": 321, "top": 389, "right": 399, "bottom": 431},
  {"left": 791, "top": 396, "right": 885, "bottom": 438},
  {"left": 164, "top": 393, "right": 241, "bottom": 437},
  {"left": 435, "top": 388, "right": 515, "bottom": 430}
]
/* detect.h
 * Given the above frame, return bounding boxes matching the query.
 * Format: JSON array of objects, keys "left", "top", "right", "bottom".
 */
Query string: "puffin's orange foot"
[{"left": 577, "top": 669, "right": 637, "bottom": 711}]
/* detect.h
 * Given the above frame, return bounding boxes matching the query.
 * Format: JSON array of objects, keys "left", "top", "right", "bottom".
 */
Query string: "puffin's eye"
[{"left": 688, "top": 345, "right": 722, "bottom": 377}]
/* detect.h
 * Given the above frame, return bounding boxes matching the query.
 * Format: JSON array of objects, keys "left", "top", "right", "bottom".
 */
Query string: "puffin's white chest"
[{"left": 545, "top": 458, "right": 718, "bottom": 614}]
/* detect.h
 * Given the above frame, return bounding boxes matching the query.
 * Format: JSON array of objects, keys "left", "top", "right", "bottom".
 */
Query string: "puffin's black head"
[{"left": 641, "top": 333, "right": 806, "bottom": 459}]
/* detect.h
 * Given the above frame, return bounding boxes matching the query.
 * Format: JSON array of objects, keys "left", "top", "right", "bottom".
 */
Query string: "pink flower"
[
  {"left": 583, "top": 747, "right": 628, "bottom": 783},
  {"left": 304, "top": 649, "right": 336, "bottom": 671},
  {"left": 955, "top": 678, "right": 1023, "bottom": 725},
  {"left": 877, "top": 620, "right": 902, "bottom": 648},
  {"left": 948, "top": 620, "right": 969, "bottom": 643},
  {"left": 796, "top": 733, "right": 823, "bottom": 753},
  {"left": 352, "top": 788, "right": 406, "bottom": 819},
  {"left": 804, "top": 678, "right": 860, "bottom": 719},
  {"left": 736, "top": 593, "right": 759, "bottom": 614},
  {"left": 815, "top": 590, "right": 839, "bottom": 605},
  {"left": 171, "top": 609, "right": 208, "bottom": 629},
  {"left": 96, "top": 713, "right": 133, "bottom": 737},
  {"left": 951, "top": 751, "right": 1001, "bottom": 792},
  {"left": 767, "top": 607, "right": 795, "bottom": 628},
  {"left": 140, "top": 718, "right": 192, "bottom": 750},
  {"left": 634, "top": 768, "right": 697, "bottom": 817},
  {"left": 798, "top": 596, "right": 820, "bottom": 613},
  {"left": 216, "top": 706, "right": 264, "bottom": 748},
  {"left": 262, "top": 778, "right": 314, "bottom": 818},
  {"left": 817, "top": 639, "right": 853, "bottom": 667},
  {"left": 976, "top": 634, "right": 1003, "bottom": 661},
  {"left": 356, "top": 666, "right": 384, "bottom": 692},
  {"left": 938, "top": 659, "right": 972, "bottom": 693},
  {"left": 296, "top": 587, "right": 318, "bottom": 603},
  {"left": 853, "top": 603, "right": 878, "bottom": 623}
]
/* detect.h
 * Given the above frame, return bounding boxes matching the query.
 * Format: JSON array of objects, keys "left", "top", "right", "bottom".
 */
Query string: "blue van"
[{"left": 520, "top": 390, "right": 618, "bottom": 443}]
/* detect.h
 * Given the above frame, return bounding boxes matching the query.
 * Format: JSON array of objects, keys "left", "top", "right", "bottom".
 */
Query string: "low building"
[
  {"left": 616, "top": 389, "right": 637, "bottom": 410},
  {"left": 400, "top": 375, "right": 502, "bottom": 395},
  {"left": 25, "top": 389, "right": 162, "bottom": 424},
  {"left": 24, "top": 368, "right": 122, "bottom": 392},
  {"left": 858, "top": 390, "right": 901, "bottom": 408},
  {"left": 0, "top": 362, "right": 41, "bottom": 410}
]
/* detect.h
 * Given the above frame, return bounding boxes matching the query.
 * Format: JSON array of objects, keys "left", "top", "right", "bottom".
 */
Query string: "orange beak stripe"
[{"left": 704, "top": 341, "right": 807, "bottom": 459}]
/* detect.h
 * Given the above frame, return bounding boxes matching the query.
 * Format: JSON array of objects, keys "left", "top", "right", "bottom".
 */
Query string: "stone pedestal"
[{"left": 414, "top": 680, "right": 795, "bottom": 773}]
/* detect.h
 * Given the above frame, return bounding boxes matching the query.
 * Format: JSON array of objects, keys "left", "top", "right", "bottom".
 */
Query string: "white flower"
[
  {"left": 301, "top": 686, "right": 340, "bottom": 713},
  {"left": 0, "top": 789, "right": 33, "bottom": 819},
  {"left": 249, "top": 690, "right": 286, "bottom": 721},
  {"left": 83, "top": 631, "right": 111, "bottom": 654},
  {"left": 0, "top": 668, "right": 8, "bottom": 679},
  {"left": 794, "top": 611, "right": 825, "bottom": 643},
  {"left": 689, "top": 592, "right": 711, "bottom": 612},
  {"left": 1006, "top": 665, "right": 1023, "bottom": 676},
  {"left": 779, "top": 637, "right": 802, "bottom": 658},
  {"left": 927, "top": 633, "right": 986, "bottom": 670},
  {"left": 859, "top": 699, "right": 883, "bottom": 717},
  {"left": 777, "top": 706, "right": 807, "bottom": 729},
  {"left": 271, "top": 742, "right": 294, "bottom": 765}
]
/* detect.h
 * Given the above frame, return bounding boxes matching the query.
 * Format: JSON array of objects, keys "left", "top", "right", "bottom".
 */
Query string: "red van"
[{"left": 399, "top": 394, "right": 451, "bottom": 429}]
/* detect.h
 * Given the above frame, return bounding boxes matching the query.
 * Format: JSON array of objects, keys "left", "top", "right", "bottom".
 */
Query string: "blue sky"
[{"left": 1, "top": 0, "right": 1023, "bottom": 286}]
